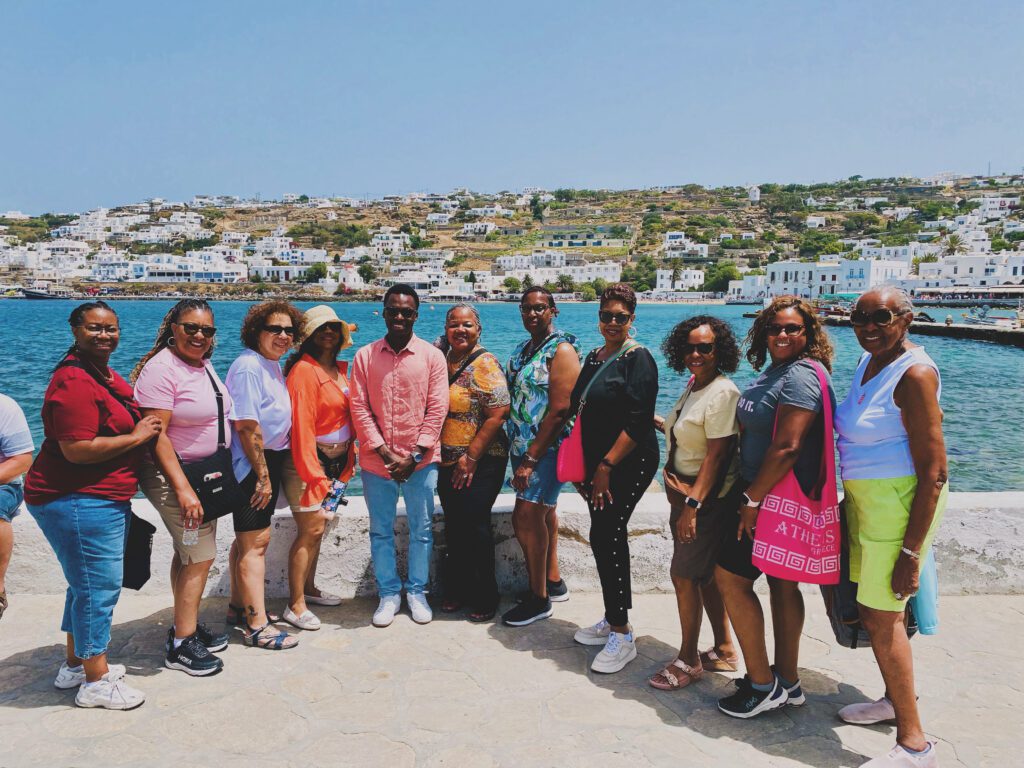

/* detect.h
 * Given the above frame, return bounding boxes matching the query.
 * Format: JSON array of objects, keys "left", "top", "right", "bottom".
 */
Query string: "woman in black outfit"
[{"left": 569, "top": 283, "right": 659, "bottom": 674}]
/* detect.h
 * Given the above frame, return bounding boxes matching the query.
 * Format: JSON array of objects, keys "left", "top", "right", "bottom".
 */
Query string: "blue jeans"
[
  {"left": 362, "top": 464, "right": 438, "bottom": 597},
  {"left": 0, "top": 482, "right": 23, "bottom": 522},
  {"left": 27, "top": 493, "right": 131, "bottom": 659}
]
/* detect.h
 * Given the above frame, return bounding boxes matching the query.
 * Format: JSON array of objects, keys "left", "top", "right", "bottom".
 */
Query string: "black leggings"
[
  {"left": 437, "top": 454, "right": 507, "bottom": 611},
  {"left": 586, "top": 451, "right": 657, "bottom": 626},
  {"left": 233, "top": 449, "right": 287, "bottom": 533}
]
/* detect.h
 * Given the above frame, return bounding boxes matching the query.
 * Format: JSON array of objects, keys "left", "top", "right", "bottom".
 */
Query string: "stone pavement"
[{"left": 0, "top": 592, "right": 1015, "bottom": 768}]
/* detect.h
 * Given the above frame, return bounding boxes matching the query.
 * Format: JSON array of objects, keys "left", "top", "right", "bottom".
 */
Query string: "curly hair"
[
  {"left": 745, "top": 295, "right": 834, "bottom": 373},
  {"left": 131, "top": 299, "right": 214, "bottom": 382},
  {"left": 599, "top": 283, "right": 637, "bottom": 313},
  {"left": 662, "top": 315, "right": 741, "bottom": 374},
  {"left": 240, "top": 300, "right": 305, "bottom": 352}
]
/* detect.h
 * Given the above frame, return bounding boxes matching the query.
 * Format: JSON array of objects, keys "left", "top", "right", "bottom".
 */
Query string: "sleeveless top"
[
  {"left": 505, "top": 330, "right": 580, "bottom": 458},
  {"left": 835, "top": 347, "right": 941, "bottom": 481}
]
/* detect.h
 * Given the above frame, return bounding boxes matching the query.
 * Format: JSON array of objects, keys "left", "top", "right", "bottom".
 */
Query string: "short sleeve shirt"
[
  {"left": 133, "top": 348, "right": 233, "bottom": 462},
  {"left": 0, "top": 393, "right": 34, "bottom": 481},
  {"left": 225, "top": 349, "right": 291, "bottom": 481},
  {"left": 25, "top": 357, "right": 144, "bottom": 504},
  {"left": 736, "top": 358, "right": 834, "bottom": 490},
  {"left": 440, "top": 351, "right": 510, "bottom": 464},
  {"left": 663, "top": 374, "right": 740, "bottom": 493}
]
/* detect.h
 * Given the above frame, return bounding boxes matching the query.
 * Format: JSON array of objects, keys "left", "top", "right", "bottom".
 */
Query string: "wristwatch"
[
  {"left": 683, "top": 495, "right": 702, "bottom": 510},
  {"left": 742, "top": 492, "right": 761, "bottom": 509},
  {"left": 411, "top": 449, "right": 424, "bottom": 464}
]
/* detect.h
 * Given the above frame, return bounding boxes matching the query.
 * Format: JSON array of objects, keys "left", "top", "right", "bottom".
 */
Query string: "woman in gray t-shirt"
[{"left": 714, "top": 297, "right": 836, "bottom": 720}]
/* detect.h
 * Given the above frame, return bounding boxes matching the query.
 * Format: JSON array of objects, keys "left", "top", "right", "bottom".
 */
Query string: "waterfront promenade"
[{"left": 0, "top": 592, "right": 1016, "bottom": 768}]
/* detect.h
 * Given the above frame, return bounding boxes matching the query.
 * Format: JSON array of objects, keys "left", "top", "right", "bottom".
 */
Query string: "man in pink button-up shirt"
[{"left": 351, "top": 285, "right": 448, "bottom": 627}]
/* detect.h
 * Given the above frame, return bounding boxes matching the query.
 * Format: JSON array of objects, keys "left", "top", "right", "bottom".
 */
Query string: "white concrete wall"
[{"left": 7, "top": 492, "right": 1023, "bottom": 597}]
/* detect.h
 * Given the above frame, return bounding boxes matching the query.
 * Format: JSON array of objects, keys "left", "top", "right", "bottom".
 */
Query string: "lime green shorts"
[{"left": 843, "top": 475, "right": 947, "bottom": 612}]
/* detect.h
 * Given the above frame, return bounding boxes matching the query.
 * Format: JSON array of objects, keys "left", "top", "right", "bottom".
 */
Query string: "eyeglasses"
[
  {"left": 520, "top": 303, "right": 552, "bottom": 315},
  {"left": 383, "top": 307, "right": 416, "bottom": 319},
  {"left": 850, "top": 308, "right": 907, "bottom": 327},
  {"left": 766, "top": 323, "right": 805, "bottom": 337},
  {"left": 262, "top": 324, "right": 296, "bottom": 337},
  {"left": 176, "top": 322, "right": 217, "bottom": 338},
  {"left": 682, "top": 342, "right": 715, "bottom": 355},
  {"left": 81, "top": 323, "right": 119, "bottom": 335},
  {"left": 598, "top": 311, "right": 632, "bottom": 325}
]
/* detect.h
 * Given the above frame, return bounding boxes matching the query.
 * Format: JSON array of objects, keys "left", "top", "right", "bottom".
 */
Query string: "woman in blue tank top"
[{"left": 833, "top": 288, "right": 948, "bottom": 766}]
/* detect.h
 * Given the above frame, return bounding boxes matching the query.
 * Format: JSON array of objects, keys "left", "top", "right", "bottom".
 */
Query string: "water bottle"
[
  {"left": 321, "top": 480, "right": 348, "bottom": 518},
  {"left": 181, "top": 524, "right": 199, "bottom": 548}
]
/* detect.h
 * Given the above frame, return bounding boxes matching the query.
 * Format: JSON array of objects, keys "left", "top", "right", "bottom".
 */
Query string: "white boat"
[{"left": 21, "top": 281, "right": 80, "bottom": 300}]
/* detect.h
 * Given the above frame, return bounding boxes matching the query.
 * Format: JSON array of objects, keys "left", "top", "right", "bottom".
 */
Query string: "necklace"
[
  {"left": 82, "top": 356, "right": 113, "bottom": 383},
  {"left": 447, "top": 344, "right": 478, "bottom": 368}
]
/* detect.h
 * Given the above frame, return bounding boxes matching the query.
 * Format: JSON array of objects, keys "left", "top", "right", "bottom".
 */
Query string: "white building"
[
  {"left": 461, "top": 222, "right": 497, "bottom": 237},
  {"left": 727, "top": 275, "right": 769, "bottom": 300},
  {"left": 655, "top": 268, "right": 705, "bottom": 291},
  {"left": 662, "top": 231, "right": 710, "bottom": 259},
  {"left": 806, "top": 215, "right": 827, "bottom": 229},
  {"left": 766, "top": 258, "right": 909, "bottom": 297},
  {"left": 426, "top": 213, "right": 452, "bottom": 225},
  {"left": 970, "top": 196, "right": 1019, "bottom": 218},
  {"left": 747, "top": 186, "right": 761, "bottom": 203}
]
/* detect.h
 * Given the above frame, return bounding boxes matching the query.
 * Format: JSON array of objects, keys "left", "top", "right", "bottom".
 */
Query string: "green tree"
[
  {"left": 556, "top": 274, "right": 575, "bottom": 293},
  {"left": 298, "top": 195, "right": 309, "bottom": 203},
  {"left": 701, "top": 263, "right": 740, "bottom": 292},
  {"left": 609, "top": 224, "right": 629, "bottom": 239},
  {"left": 592, "top": 277, "right": 609, "bottom": 294},
  {"left": 911, "top": 255, "right": 939, "bottom": 274},
  {"left": 943, "top": 234, "right": 967, "bottom": 257},
  {"left": 302, "top": 262, "right": 328, "bottom": 283},
  {"left": 579, "top": 284, "right": 597, "bottom": 301},
  {"left": 530, "top": 195, "right": 544, "bottom": 221},
  {"left": 502, "top": 276, "right": 522, "bottom": 293},
  {"left": 466, "top": 271, "right": 477, "bottom": 283},
  {"left": 522, "top": 273, "right": 534, "bottom": 288},
  {"left": 553, "top": 188, "right": 575, "bottom": 202},
  {"left": 357, "top": 263, "right": 377, "bottom": 283}
]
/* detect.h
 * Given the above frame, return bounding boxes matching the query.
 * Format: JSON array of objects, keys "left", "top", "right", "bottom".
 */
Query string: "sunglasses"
[
  {"left": 766, "top": 323, "right": 805, "bottom": 337},
  {"left": 383, "top": 307, "right": 416, "bottom": 319},
  {"left": 520, "top": 303, "right": 552, "bottom": 315},
  {"left": 598, "top": 311, "right": 632, "bottom": 325},
  {"left": 682, "top": 342, "right": 715, "bottom": 355},
  {"left": 262, "top": 324, "right": 296, "bottom": 337},
  {"left": 850, "top": 308, "right": 906, "bottom": 327},
  {"left": 177, "top": 322, "right": 217, "bottom": 338}
]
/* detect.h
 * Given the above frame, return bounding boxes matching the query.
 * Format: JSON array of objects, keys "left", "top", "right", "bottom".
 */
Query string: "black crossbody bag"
[{"left": 178, "top": 368, "right": 248, "bottom": 521}]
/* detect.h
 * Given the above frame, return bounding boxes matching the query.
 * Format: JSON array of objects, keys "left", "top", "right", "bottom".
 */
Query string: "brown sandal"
[
  {"left": 649, "top": 659, "right": 704, "bottom": 690},
  {"left": 699, "top": 647, "right": 739, "bottom": 672},
  {"left": 241, "top": 622, "right": 298, "bottom": 650}
]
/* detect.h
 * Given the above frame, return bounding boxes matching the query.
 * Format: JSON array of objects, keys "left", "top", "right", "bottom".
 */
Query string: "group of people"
[{"left": 2, "top": 284, "right": 947, "bottom": 767}]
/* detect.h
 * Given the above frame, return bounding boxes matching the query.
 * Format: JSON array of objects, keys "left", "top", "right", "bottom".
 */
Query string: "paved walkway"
[{"left": 0, "top": 592, "right": 1015, "bottom": 768}]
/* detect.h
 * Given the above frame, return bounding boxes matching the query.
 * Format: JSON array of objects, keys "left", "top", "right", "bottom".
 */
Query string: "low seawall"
[{"left": 8, "top": 491, "right": 1023, "bottom": 597}]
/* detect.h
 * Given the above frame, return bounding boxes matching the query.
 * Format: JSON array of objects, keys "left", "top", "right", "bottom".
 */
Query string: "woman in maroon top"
[{"left": 25, "top": 301, "right": 162, "bottom": 710}]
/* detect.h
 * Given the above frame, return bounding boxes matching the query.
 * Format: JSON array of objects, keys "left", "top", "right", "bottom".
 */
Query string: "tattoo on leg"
[{"left": 247, "top": 604, "right": 257, "bottom": 618}]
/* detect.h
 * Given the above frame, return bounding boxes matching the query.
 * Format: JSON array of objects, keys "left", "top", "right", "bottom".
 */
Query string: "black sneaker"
[
  {"left": 515, "top": 580, "right": 569, "bottom": 604},
  {"left": 165, "top": 634, "right": 224, "bottom": 676},
  {"left": 718, "top": 675, "right": 788, "bottom": 719},
  {"left": 196, "top": 622, "right": 229, "bottom": 653},
  {"left": 770, "top": 664, "right": 805, "bottom": 706},
  {"left": 502, "top": 594, "right": 553, "bottom": 627}
]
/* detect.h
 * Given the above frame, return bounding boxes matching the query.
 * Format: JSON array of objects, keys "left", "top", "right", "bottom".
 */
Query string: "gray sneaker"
[{"left": 573, "top": 617, "right": 611, "bottom": 646}]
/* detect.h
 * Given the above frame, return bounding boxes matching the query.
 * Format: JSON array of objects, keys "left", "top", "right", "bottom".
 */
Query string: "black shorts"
[
  {"left": 233, "top": 448, "right": 288, "bottom": 533},
  {"left": 714, "top": 479, "right": 765, "bottom": 582}
]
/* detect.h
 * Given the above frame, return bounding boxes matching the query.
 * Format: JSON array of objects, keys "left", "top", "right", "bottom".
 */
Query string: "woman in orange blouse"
[{"left": 281, "top": 305, "right": 357, "bottom": 630}]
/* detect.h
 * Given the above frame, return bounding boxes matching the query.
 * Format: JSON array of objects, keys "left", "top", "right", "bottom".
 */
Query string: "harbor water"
[{"left": 1, "top": 300, "right": 1021, "bottom": 493}]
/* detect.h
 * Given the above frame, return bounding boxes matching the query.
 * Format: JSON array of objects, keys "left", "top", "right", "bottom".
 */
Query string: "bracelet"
[
  {"left": 599, "top": 458, "right": 615, "bottom": 469},
  {"left": 900, "top": 546, "right": 921, "bottom": 560},
  {"left": 521, "top": 454, "right": 538, "bottom": 467},
  {"left": 465, "top": 453, "right": 480, "bottom": 464}
]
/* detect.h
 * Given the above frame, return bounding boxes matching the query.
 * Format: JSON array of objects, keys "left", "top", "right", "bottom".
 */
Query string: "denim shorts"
[
  {"left": 509, "top": 451, "right": 564, "bottom": 507},
  {"left": 27, "top": 493, "right": 131, "bottom": 659},
  {"left": 0, "top": 482, "right": 23, "bottom": 522}
]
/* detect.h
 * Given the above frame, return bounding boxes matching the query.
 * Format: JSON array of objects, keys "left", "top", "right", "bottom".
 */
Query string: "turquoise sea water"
[{"left": 1, "top": 299, "right": 1021, "bottom": 493}]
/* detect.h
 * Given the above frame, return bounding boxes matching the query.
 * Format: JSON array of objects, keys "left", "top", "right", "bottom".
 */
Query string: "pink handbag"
[
  {"left": 556, "top": 342, "right": 639, "bottom": 483},
  {"left": 751, "top": 361, "right": 840, "bottom": 585}
]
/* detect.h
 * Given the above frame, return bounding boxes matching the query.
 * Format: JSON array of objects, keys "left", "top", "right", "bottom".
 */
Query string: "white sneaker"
[
  {"left": 304, "top": 590, "right": 342, "bottom": 607},
  {"left": 54, "top": 661, "right": 125, "bottom": 690},
  {"left": 574, "top": 617, "right": 611, "bottom": 646},
  {"left": 73, "top": 669, "right": 145, "bottom": 710},
  {"left": 372, "top": 595, "right": 402, "bottom": 628},
  {"left": 839, "top": 696, "right": 897, "bottom": 725},
  {"left": 282, "top": 607, "right": 321, "bottom": 631},
  {"left": 407, "top": 593, "right": 433, "bottom": 625},
  {"left": 591, "top": 630, "right": 637, "bottom": 674},
  {"left": 860, "top": 742, "right": 938, "bottom": 767}
]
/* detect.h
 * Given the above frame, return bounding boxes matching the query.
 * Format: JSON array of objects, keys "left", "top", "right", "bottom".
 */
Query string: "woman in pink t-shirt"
[{"left": 132, "top": 300, "right": 232, "bottom": 678}]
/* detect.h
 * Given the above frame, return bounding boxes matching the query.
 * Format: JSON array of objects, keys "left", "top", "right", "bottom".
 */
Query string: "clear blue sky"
[{"left": 2, "top": 0, "right": 1022, "bottom": 214}]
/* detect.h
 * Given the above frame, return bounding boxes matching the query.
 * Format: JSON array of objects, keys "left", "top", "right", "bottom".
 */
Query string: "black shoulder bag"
[
  {"left": 178, "top": 368, "right": 248, "bottom": 521},
  {"left": 56, "top": 357, "right": 155, "bottom": 590}
]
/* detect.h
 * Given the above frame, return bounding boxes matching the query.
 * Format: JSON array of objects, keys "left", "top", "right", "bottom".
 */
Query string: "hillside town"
[{"left": 1, "top": 173, "right": 1022, "bottom": 304}]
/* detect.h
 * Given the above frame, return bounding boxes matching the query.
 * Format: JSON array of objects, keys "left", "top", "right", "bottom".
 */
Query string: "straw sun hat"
[{"left": 302, "top": 304, "right": 353, "bottom": 350}]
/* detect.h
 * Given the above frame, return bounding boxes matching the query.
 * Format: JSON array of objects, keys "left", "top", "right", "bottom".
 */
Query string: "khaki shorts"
[
  {"left": 281, "top": 453, "right": 308, "bottom": 515},
  {"left": 139, "top": 462, "right": 218, "bottom": 565}
]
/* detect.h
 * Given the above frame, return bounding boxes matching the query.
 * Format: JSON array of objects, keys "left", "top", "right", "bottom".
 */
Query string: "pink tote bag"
[{"left": 751, "top": 361, "right": 840, "bottom": 585}]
